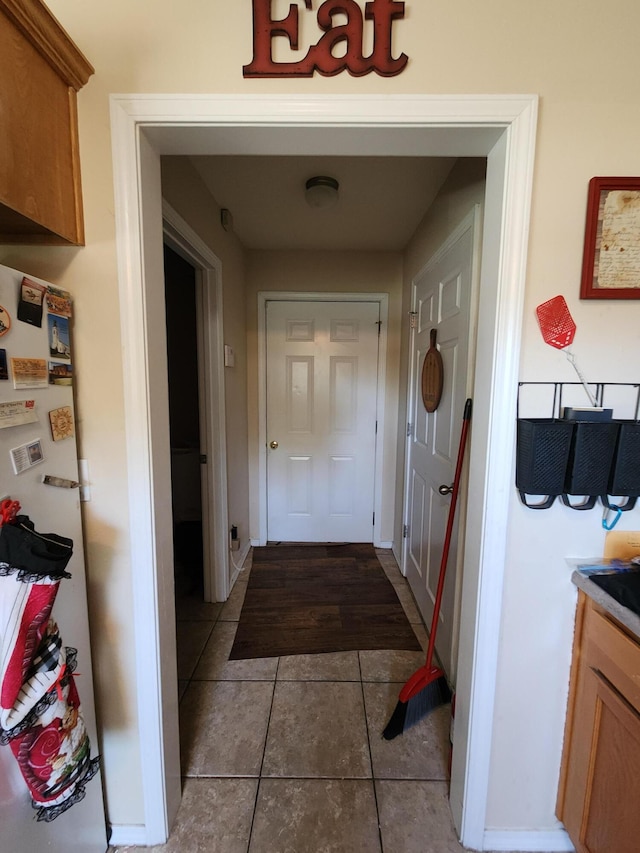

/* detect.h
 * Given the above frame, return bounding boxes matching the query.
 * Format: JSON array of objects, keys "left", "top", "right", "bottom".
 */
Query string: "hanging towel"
[{"left": 0, "top": 517, "right": 100, "bottom": 821}]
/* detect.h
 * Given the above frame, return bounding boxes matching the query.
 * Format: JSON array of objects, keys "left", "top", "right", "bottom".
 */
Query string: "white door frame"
[
  {"left": 162, "top": 201, "right": 230, "bottom": 604},
  {"left": 256, "top": 291, "right": 389, "bottom": 547},
  {"left": 110, "top": 94, "right": 537, "bottom": 848}
]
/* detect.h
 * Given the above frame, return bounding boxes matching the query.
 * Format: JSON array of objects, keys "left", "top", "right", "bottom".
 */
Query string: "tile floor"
[{"left": 108, "top": 550, "right": 521, "bottom": 853}]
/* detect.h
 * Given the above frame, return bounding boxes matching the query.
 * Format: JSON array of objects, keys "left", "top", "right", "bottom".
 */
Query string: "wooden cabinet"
[
  {"left": 0, "top": 0, "right": 93, "bottom": 244},
  {"left": 557, "top": 591, "right": 640, "bottom": 853}
]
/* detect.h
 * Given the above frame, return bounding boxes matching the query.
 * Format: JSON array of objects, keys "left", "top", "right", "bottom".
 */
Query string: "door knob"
[
  {"left": 439, "top": 483, "right": 454, "bottom": 496},
  {"left": 269, "top": 440, "right": 279, "bottom": 449}
]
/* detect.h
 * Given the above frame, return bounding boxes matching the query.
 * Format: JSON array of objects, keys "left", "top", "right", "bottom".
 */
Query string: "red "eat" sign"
[{"left": 243, "top": 0, "right": 409, "bottom": 78}]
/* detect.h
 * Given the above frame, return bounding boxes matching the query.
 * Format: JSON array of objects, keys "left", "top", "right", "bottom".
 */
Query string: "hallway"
[{"left": 110, "top": 551, "right": 472, "bottom": 852}]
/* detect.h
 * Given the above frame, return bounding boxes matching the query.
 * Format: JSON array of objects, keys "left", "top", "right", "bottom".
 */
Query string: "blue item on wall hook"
[{"left": 602, "top": 504, "right": 623, "bottom": 531}]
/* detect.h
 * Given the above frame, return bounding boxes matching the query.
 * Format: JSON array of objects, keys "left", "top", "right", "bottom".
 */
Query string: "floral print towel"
[{"left": 0, "top": 517, "right": 100, "bottom": 821}]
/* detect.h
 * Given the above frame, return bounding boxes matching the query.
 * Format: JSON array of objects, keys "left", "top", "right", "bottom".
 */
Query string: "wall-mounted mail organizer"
[{"left": 516, "top": 382, "right": 640, "bottom": 511}]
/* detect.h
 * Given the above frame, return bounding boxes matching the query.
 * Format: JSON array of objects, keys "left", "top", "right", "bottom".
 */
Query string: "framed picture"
[{"left": 580, "top": 177, "right": 640, "bottom": 299}]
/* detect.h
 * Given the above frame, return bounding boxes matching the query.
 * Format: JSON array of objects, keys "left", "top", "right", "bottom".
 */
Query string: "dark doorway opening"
[{"left": 164, "top": 243, "right": 204, "bottom": 596}]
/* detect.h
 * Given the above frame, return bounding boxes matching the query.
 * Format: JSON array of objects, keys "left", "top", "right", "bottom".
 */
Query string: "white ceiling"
[{"left": 189, "top": 155, "right": 457, "bottom": 251}]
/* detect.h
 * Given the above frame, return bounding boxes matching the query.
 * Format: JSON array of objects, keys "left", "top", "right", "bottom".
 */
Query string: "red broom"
[{"left": 383, "top": 398, "right": 472, "bottom": 740}]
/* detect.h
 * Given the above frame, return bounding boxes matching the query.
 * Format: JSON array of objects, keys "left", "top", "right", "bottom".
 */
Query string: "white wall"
[
  {"left": 1, "top": 0, "right": 639, "bottom": 836},
  {"left": 245, "top": 250, "right": 403, "bottom": 544}
]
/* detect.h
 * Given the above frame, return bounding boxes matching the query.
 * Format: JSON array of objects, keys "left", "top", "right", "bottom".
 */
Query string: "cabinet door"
[
  {"left": 0, "top": 1, "right": 93, "bottom": 244},
  {"left": 578, "top": 668, "right": 640, "bottom": 853}
]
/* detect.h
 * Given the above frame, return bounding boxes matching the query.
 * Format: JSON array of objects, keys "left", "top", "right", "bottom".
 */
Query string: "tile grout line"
[
  {"left": 245, "top": 654, "right": 280, "bottom": 852},
  {"left": 182, "top": 618, "right": 217, "bottom": 686},
  {"left": 181, "top": 772, "right": 450, "bottom": 782},
  {"left": 357, "top": 650, "right": 385, "bottom": 853}
]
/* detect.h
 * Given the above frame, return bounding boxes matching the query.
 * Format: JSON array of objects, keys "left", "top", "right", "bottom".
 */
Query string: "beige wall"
[
  {"left": 1, "top": 0, "right": 639, "bottom": 838},
  {"left": 245, "top": 250, "right": 403, "bottom": 543}
]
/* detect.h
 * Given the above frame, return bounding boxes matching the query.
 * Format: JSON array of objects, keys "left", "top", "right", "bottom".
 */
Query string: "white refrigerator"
[{"left": 0, "top": 263, "right": 108, "bottom": 852}]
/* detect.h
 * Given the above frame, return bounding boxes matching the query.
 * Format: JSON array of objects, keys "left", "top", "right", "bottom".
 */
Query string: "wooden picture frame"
[{"left": 580, "top": 177, "right": 640, "bottom": 299}]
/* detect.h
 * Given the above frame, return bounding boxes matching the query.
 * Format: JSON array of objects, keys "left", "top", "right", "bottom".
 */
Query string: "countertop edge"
[{"left": 572, "top": 569, "right": 640, "bottom": 640}]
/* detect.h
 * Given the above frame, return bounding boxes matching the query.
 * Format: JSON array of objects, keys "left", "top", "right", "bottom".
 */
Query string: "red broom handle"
[{"left": 424, "top": 398, "right": 472, "bottom": 669}]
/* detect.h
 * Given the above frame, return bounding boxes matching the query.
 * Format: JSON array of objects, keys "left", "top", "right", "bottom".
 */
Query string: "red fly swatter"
[{"left": 536, "top": 295, "right": 597, "bottom": 406}]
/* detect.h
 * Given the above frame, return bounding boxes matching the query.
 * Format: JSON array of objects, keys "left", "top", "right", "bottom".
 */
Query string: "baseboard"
[
  {"left": 483, "top": 829, "right": 574, "bottom": 852},
  {"left": 376, "top": 540, "right": 394, "bottom": 549},
  {"left": 108, "top": 824, "right": 149, "bottom": 846}
]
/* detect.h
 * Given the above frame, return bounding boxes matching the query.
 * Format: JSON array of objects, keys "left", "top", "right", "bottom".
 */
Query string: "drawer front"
[{"left": 585, "top": 604, "right": 640, "bottom": 712}]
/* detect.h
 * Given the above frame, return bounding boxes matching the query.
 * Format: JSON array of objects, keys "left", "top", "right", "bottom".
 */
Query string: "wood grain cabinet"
[
  {"left": 0, "top": 0, "right": 93, "bottom": 244},
  {"left": 557, "top": 591, "right": 640, "bottom": 853}
]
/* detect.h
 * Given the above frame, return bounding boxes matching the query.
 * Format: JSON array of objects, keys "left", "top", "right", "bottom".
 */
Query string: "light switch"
[{"left": 224, "top": 345, "right": 235, "bottom": 368}]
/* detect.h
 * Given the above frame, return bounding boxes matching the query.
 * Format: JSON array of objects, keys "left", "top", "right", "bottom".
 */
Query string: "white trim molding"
[
  {"left": 450, "top": 101, "right": 538, "bottom": 849},
  {"left": 109, "top": 93, "right": 538, "bottom": 848},
  {"left": 111, "top": 100, "right": 177, "bottom": 846},
  {"left": 108, "top": 825, "right": 149, "bottom": 847},
  {"left": 162, "top": 201, "right": 230, "bottom": 603},
  {"left": 483, "top": 829, "right": 575, "bottom": 852}
]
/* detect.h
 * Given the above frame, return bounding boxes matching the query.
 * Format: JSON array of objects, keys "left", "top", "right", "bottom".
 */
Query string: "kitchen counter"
[{"left": 572, "top": 569, "right": 640, "bottom": 640}]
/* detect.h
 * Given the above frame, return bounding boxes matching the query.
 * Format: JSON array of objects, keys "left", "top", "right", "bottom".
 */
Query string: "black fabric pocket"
[{"left": 0, "top": 516, "right": 73, "bottom": 581}]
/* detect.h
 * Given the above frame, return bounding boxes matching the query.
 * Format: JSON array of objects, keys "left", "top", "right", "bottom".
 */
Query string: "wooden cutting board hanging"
[{"left": 421, "top": 328, "right": 444, "bottom": 412}]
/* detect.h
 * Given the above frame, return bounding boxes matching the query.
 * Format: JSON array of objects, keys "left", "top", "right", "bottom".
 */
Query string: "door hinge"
[
  {"left": 199, "top": 454, "right": 207, "bottom": 464},
  {"left": 376, "top": 320, "right": 382, "bottom": 336},
  {"left": 375, "top": 420, "right": 378, "bottom": 435},
  {"left": 409, "top": 311, "right": 418, "bottom": 329},
  {"left": 407, "top": 422, "right": 413, "bottom": 437},
  {"left": 403, "top": 524, "right": 409, "bottom": 538},
  {"left": 372, "top": 512, "right": 375, "bottom": 526}
]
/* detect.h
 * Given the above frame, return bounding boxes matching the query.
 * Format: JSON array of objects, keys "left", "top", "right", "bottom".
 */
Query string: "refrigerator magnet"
[
  {"left": 0, "top": 400, "right": 38, "bottom": 429},
  {"left": 48, "top": 362, "right": 73, "bottom": 386},
  {"left": 0, "top": 304, "right": 10, "bottom": 336},
  {"left": 49, "top": 405, "right": 75, "bottom": 441},
  {"left": 10, "top": 439, "right": 44, "bottom": 475},
  {"left": 17, "top": 277, "right": 46, "bottom": 327},
  {"left": 48, "top": 314, "right": 71, "bottom": 360},
  {"left": 46, "top": 286, "right": 73, "bottom": 318},
  {"left": 0, "top": 349, "right": 7, "bottom": 380},
  {"left": 11, "top": 358, "right": 48, "bottom": 390}
]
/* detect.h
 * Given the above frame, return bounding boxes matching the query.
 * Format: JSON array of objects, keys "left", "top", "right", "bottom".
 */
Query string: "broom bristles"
[{"left": 382, "top": 674, "right": 451, "bottom": 740}]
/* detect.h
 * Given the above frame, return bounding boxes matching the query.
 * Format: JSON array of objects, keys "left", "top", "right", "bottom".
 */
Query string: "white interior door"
[
  {"left": 266, "top": 300, "right": 380, "bottom": 542},
  {"left": 403, "top": 212, "right": 478, "bottom": 680}
]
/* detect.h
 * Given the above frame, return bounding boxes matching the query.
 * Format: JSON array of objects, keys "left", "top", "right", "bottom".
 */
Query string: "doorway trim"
[
  {"left": 162, "top": 201, "right": 230, "bottom": 603},
  {"left": 256, "top": 291, "right": 389, "bottom": 547},
  {"left": 110, "top": 93, "right": 538, "bottom": 848}
]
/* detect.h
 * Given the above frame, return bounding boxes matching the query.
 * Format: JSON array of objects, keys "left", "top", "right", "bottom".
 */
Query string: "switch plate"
[{"left": 224, "top": 345, "right": 235, "bottom": 368}]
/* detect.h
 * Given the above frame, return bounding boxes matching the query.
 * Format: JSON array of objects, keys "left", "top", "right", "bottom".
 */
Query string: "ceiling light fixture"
[{"left": 305, "top": 175, "right": 339, "bottom": 210}]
